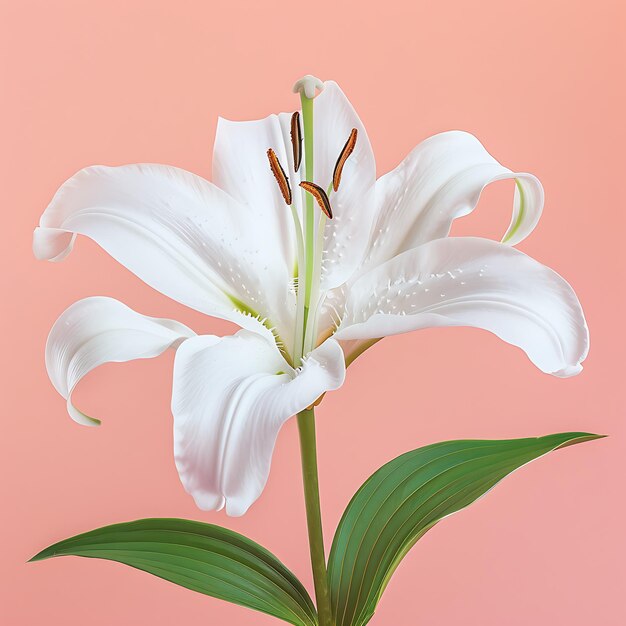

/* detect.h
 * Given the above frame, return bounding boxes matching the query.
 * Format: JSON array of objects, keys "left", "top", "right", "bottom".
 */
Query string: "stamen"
[
  {"left": 332, "top": 128, "right": 358, "bottom": 192},
  {"left": 290, "top": 111, "right": 303, "bottom": 172},
  {"left": 267, "top": 148, "right": 292, "bottom": 205},
  {"left": 299, "top": 181, "right": 333, "bottom": 219}
]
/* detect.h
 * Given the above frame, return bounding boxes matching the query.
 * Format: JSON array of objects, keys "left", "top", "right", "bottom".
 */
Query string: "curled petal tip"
[
  {"left": 33, "top": 227, "right": 75, "bottom": 262},
  {"left": 292, "top": 75, "right": 324, "bottom": 99},
  {"left": 551, "top": 363, "right": 584, "bottom": 378}
]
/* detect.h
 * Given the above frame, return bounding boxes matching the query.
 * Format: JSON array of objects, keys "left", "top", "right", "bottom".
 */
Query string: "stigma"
[{"left": 292, "top": 75, "right": 324, "bottom": 99}]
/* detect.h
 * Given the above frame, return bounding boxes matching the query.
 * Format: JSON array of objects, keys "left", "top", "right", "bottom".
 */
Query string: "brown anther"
[
  {"left": 299, "top": 181, "right": 333, "bottom": 219},
  {"left": 332, "top": 128, "right": 358, "bottom": 192},
  {"left": 290, "top": 111, "right": 302, "bottom": 172},
  {"left": 267, "top": 148, "right": 292, "bottom": 205}
]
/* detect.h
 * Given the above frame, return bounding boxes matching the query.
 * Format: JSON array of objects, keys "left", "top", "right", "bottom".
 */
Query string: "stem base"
[{"left": 297, "top": 408, "right": 333, "bottom": 626}]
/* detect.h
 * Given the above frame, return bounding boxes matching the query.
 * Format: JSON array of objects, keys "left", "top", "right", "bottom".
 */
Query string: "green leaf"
[
  {"left": 328, "top": 432, "right": 603, "bottom": 626},
  {"left": 30, "top": 518, "right": 317, "bottom": 626}
]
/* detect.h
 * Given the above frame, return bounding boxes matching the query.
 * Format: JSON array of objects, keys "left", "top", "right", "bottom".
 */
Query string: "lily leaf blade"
[
  {"left": 30, "top": 518, "right": 317, "bottom": 626},
  {"left": 328, "top": 432, "right": 603, "bottom": 626}
]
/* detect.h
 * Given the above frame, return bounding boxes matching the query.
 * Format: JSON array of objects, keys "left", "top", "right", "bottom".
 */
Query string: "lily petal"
[
  {"left": 46, "top": 297, "right": 195, "bottom": 426},
  {"left": 213, "top": 83, "right": 377, "bottom": 292},
  {"left": 361, "top": 131, "right": 543, "bottom": 271},
  {"left": 314, "top": 81, "right": 377, "bottom": 290},
  {"left": 172, "top": 330, "right": 345, "bottom": 516},
  {"left": 336, "top": 237, "right": 588, "bottom": 377},
  {"left": 213, "top": 115, "right": 299, "bottom": 276},
  {"left": 33, "top": 164, "right": 295, "bottom": 343}
]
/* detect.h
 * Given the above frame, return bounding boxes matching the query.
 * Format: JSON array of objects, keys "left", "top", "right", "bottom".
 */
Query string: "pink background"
[{"left": 2, "top": 1, "right": 624, "bottom": 624}]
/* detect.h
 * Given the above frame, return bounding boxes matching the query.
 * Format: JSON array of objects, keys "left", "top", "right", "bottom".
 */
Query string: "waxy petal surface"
[
  {"left": 46, "top": 297, "right": 195, "bottom": 426},
  {"left": 361, "top": 131, "right": 543, "bottom": 272},
  {"left": 336, "top": 237, "right": 588, "bottom": 377},
  {"left": 172, "top": 331, "right": 345, "bottom": 516},
  {"left": 34, "top": 164, "right": 295, "bottom": 343},
  {"left": 213, "top": 115, "right": 299, "bottom": 276},
  {"left": 314, "top": 82, "right": 377, "bottom": 290}
]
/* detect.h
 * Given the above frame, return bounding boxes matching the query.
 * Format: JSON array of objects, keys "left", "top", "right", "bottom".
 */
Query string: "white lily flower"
[{"left": 34, "top": 78, "right": 588, "bottom": 515}]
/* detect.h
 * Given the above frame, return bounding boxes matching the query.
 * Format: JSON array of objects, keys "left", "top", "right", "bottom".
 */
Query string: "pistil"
[{"left": 300, "top": 94, "right": 316, "bottom": 360}]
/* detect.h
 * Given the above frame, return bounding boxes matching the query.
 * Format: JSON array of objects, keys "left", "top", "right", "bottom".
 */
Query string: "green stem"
[{"left": 297, "top": 408, "right": 333, "bottom": 626}]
